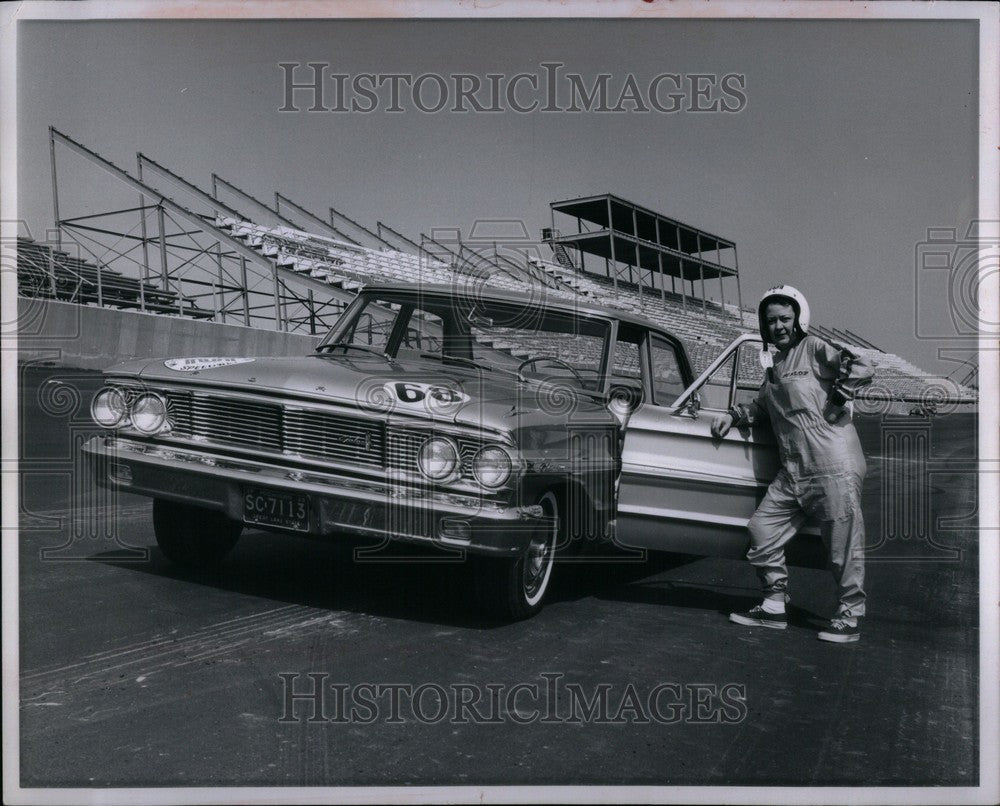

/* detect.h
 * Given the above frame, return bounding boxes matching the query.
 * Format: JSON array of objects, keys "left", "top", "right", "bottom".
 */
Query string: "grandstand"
[
  {"left": 15, "top": 236, "right": 211, "bottom": 318},
  {"left": 15, "top": 127, "right": 977, "bottom": 414}
]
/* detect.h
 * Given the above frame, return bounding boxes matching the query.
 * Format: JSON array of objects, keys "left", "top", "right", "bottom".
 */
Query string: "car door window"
[
  {"left": 343, "top": 301, "right": 399, "bottom": 351},
  {"left": 607, "top": 331, "right": 645, "bottom": 417},
  {"left": 612, "top": 338, "right": 641, "bottom": 382},
  {"left": 648, "top": 335, "right": 685, "bottom": 407},
  {"left": 699, "top": 352, "right": 736, "bottom": 411},
  {"left": 690, "top": 339, "right": 768, "bottom": 412},
  {"left": 734, "top": 341, "right": 767, "bottom": 407},
  {"left": 399, "top": 309, "right": 444, "bottom": 356}
]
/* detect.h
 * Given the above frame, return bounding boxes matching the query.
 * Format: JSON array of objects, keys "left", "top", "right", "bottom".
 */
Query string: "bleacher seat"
[{"left": 16, "top": 237, "right": 212, "bottom": 318}]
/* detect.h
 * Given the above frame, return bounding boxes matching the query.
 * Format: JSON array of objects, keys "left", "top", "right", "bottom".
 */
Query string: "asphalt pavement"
[{"left": 16, "top": 365, "right": 980, "bottom": 788}]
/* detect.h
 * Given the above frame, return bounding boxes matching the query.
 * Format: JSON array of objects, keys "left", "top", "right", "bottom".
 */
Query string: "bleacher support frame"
[
  {"left": 327, "top": 204, "right": 391, "bottom": 249},
  {"left": 45, "top": 127, "right": 360, "bottom": 335},
  {"left": 376, "top": 220, "right": 427, "bottom": 257},
  {"left": 271, "top": 193, "right": 354, "bottom": 245}
]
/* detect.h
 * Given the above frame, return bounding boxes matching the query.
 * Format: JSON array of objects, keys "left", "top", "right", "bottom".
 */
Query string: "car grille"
[
  {"left": 164, "top": 392, "right": 385, "bottom": 468},
  {"left": 284, "top": 408, "right": 384, "bottom": 467},
  {"left": 386, "top": 429, "right": 480, "bottom": 480}
]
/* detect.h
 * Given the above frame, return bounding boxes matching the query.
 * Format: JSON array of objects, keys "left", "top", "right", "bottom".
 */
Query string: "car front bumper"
[{"left": 83, "top": 436, "right": 546, "bottom": 557}]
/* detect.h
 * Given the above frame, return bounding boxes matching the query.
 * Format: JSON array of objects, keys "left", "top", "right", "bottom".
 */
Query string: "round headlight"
[
  {"left": 131, "top": 393, "right": 168, "bottom": 434},
  {"left": 91, "top": 388, "right": 128, "bottom": 428},
  {"left": 473, "top": 445, "right": 513, "bottom": 488},
  {"left": 417, "top": 437, "right": 459, "bottom": 481}
]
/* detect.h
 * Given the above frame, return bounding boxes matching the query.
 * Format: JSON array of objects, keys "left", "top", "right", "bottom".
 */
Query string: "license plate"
[{"left": 243, "top": 486, "right": 310, "bottom": 532}]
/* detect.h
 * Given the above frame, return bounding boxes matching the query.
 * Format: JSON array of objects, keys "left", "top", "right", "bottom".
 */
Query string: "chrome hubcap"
[
  {"left": 526, "top": 539, "right": 546, "bottom": 589},
  {"left": 522, "top": 500, "right": 556, "bottom": 600}
]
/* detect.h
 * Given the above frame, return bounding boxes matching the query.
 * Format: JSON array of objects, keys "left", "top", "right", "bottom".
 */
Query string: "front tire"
[
  {"left": 475, "top": 491, "right": 559, "bottom": 620},
  {"left": 153, "top": 499, "right": 242, "bottom": 568}
]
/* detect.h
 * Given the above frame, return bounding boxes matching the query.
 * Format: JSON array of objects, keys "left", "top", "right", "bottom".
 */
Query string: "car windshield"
[{"left": 317, "top": 292, "right": 612, "bottom": 392}]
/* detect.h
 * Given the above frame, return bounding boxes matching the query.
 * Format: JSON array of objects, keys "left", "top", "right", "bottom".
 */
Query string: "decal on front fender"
[{"left": 164, "top": 357, "right": 256, "bottom": 372}]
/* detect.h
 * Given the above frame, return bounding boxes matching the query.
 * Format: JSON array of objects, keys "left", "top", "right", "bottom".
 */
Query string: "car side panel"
[{"left": 615, "top": 404, "right": 778, "bottom": 557}]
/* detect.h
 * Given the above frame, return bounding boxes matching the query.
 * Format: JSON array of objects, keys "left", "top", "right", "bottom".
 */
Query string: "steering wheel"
[{"left": 517, "top": 356, "right": 585, "bottom": 384}]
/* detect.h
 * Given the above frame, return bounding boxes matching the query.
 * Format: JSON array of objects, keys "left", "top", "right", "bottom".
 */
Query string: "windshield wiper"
[
  {"left": 420, "top": 352, "right": 526, "bottom": 382},
  {"left": 420, "top": 352, "right": 487, "bottom": 371},
  {"left": 316, "top": 343, "right": 392, "bottom": 360},
  {"left": 483, "top": 363, "right": 526, "bottom": 383}
]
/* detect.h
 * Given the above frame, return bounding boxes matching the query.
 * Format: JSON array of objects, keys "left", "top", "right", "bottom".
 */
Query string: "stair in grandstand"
[
  {"left": 497, "top": 252, "right": 580, "bottom": 296},
  {"left": 551, "top": 243, "right": 577, "bottom": 269},
  {"left": 16, "top": 237, "right": 211, "bottom": 317},
  {"left": 529, "top": 256, "right": 608, "bottom": 298}
]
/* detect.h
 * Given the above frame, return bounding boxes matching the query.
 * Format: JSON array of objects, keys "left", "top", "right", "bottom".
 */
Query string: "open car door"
[{"left": 615, "top": 333, "right": 779, "bottom": 558}]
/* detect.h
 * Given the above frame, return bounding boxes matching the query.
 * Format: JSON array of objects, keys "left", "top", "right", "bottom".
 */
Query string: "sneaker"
[
  {"left": 729, "top": 605, "right": 787, "bottom": 630},
  {"left": 818, "top": 618, "right": 860, "bottom": 643}
]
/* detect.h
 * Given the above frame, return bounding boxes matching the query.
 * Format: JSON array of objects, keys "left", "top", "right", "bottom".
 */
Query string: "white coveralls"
[{"left": 731, "top": 335, "right": 874, "bottom": 617}]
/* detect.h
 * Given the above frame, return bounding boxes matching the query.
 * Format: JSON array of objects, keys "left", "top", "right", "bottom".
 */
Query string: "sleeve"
[
  {"left": 811, "top": 336, "right": 875, "bottom": 406},
  {"left": 728, "top": 379, "right": 769, "bottom": 427}
]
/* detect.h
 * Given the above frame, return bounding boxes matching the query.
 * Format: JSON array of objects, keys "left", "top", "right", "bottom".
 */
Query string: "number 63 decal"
[{"left": 388, "top": 382, "right": 470, "bottom": 406}]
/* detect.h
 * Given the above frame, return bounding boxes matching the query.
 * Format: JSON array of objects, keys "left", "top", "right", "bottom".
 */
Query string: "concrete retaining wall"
[{"left": 15, "top": 298, "right": 320, "bottom": 369}]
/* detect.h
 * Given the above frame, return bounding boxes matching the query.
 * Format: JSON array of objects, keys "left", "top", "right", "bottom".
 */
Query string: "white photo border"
[{"left": 1, "top": 2, "right": 997, "bottom": 805}]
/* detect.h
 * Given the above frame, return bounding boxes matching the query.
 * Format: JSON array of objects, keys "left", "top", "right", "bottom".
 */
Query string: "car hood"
[{"left": 106, "top": 353, "right": 611, "bottom": 431}]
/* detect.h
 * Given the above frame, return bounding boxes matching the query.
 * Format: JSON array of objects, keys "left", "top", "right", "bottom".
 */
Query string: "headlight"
[
  {"left": 417, "top": 437, "right": 459, "bottom": 481},
  {"left": 91, "top": 388, "right": 128, "bottom": 428},
  {"left": 473, "top": 445, "right": 513, "bottom": 488},
  {"left": 131, "top": 393, "right": 168, "bottom": 434}
]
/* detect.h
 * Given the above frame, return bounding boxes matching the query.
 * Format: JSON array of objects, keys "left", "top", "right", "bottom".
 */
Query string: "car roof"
[{"left": 359, "top": 281, "right": 675, "bottom": 333}]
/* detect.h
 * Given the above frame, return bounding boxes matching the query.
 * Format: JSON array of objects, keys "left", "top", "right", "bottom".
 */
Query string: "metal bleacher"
[
  {"left": 219, "top": 217, "right": 454, "bottom": 290},
  {"left": 215, "top": 217, "right": 580, "bottom": 300},
  {"left": 16, "top": 236, "right": 211, "bottom": 318}
]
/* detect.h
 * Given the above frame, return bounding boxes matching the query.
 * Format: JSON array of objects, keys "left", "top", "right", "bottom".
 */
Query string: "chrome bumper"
[{"left": 83, "top": 436, "right": 545, "bottom": 557}]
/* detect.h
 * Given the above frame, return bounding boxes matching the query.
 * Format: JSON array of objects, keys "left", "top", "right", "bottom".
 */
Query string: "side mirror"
[{"left": 681, "top": 392, "right": 701, "bottom": 418}]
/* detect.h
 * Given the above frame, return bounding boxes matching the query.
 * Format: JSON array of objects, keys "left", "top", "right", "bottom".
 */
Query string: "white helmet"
[{"left": 758, "top": 284, "right": 811, "bottom": 344}]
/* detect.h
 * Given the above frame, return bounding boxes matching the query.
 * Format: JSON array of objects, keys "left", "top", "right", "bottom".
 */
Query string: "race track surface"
[{"left": 16, "top": 365, "right": 980, "bottom": 787}]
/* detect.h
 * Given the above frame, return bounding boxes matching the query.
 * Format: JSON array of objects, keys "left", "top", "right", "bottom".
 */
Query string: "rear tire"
[
  {"left": 153, "top": 499, "right": 242, "bottom": 569},
  {"left": 474, "top": 491, "right": 559, "bottom": 620}
]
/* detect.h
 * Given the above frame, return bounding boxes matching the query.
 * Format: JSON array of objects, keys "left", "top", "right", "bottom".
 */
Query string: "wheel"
[
  {"left": 474, "top": 491, "right": 559, "bottom": 620},
  {"left": 153, "top": 498, "right": 242, "bottom": 568}
]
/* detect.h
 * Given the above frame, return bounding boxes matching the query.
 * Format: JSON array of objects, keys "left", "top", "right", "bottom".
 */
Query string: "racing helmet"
[{"left": 758, "top": 284, "right": 811, "bottom": 344}]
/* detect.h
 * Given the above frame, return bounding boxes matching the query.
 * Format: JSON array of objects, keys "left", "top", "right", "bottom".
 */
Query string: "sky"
[{"left": 14, "top": 15, "right": 981, "bottom": 378}]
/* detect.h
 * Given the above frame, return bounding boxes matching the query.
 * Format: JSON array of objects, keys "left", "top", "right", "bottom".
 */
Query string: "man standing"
[{"left": 711, "top": 285, "right": 874, "bottom": 643}]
